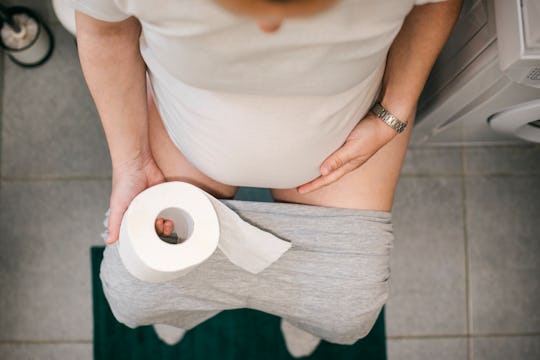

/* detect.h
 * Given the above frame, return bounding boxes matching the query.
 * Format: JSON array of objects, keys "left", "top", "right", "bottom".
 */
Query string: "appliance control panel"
[{"left": 495, "top": 0, "right": 540, "bottom": 88}]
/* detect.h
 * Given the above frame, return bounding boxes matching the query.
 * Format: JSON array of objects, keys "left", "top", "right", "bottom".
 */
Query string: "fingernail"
[{"left": 321, "top": 166, "right": 330, "bottom": 176}]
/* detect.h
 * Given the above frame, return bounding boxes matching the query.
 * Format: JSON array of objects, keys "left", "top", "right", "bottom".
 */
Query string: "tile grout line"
[
  {"left": 0, "top": 53, "right": 4, "bottom": 196},
  {"left": 4, "top": 332, "right": 539, "bottom": 345},
  {"left": 1, "top": 173, "right": 538, "bottom": 182},
  {"left": 400, "top": 173, "right": 538, "bottom": 178},
  {"left": 386, "top": 332, "right": 540, "bottom": 340},
  {"left": 453, "top": 172, "right": 540, "bottom": 177},
  {"left": 1, "top": 175, "right": 112, "bottom": 182},
  {"left": 461, "top": 145, "right": 473, "bottom": 360},
  {"left": 387, "top": 332, "right": 540, "bottom": 340},
  {"left": 1, "top": 53, "right": 4, "bottom": 182},
  {"left": 0, "top": 340, "right": 92, "bottom": 345},
  {"left": 407, "top": 144, "right": 539, "bottom": 150},
  {"left": 387, "top": 335, "right": 469, "bottom": 340}
]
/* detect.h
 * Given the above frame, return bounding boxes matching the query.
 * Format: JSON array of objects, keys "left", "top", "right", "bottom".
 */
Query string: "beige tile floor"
[{"left": 1, "top": 5, "right": 539, "bottom": 359}]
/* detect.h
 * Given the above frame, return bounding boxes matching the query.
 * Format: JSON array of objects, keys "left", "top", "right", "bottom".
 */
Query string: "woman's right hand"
[{"left": 105, "top": 151, "right": 173, "bottom": 244}]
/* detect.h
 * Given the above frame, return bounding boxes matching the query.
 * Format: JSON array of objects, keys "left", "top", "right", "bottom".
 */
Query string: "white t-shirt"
[{"left": 69, "top": 0, "right": 446, "bottom": 188}]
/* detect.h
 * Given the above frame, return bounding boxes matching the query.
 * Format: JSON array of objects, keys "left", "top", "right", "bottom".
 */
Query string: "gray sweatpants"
[{"left": 100, "top": 200, "right": 394, "bottom": 345}]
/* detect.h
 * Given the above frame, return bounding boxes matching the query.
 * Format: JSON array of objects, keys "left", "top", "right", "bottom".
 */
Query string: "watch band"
[{"left": 370, "top": 102, "right": 408, "bottom": 134}]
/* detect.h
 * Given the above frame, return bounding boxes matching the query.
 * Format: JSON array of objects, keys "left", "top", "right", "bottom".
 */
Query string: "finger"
[
  {"left": 163, "top": 219, "right": 174, "bottom": 237},
  {"left": 320, "top": 140, "right": 361, "bottom": 176},
  {"left": 298, "top": 161, "right": 357, "bottom": 194},
  {"left": 155, "top": 217, "right": 164, "bottom": 235},
  {"left": 106, "top": 208, "right": 126, "bottom": 244}
]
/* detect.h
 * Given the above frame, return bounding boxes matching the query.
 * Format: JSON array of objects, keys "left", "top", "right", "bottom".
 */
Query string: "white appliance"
[{"left": 413, "top": 0, "right": 540, "bottom": 146}]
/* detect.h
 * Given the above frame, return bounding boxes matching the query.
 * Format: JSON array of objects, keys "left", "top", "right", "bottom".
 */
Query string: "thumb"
[{"left": 106, "top": 207, "right": 126, "bottom": 244}]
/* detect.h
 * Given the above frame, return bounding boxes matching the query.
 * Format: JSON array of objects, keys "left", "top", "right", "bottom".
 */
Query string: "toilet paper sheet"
[{"left": 104, "top": 181, "right": 291, "bottom": 282}]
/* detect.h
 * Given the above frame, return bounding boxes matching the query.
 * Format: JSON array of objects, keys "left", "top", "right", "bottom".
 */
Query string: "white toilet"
[{"left": 488, "top": 100, "right": 540, "bottom": 144}]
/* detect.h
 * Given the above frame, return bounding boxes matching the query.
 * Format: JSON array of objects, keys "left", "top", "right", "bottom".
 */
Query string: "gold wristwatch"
[{"left": 370, "top": 102, "right": 408, "bottom": 134}]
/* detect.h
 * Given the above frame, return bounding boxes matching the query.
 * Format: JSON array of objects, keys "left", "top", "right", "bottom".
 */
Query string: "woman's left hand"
[{"left": 297, "top": 112, "right": 400, "bottom": 194}]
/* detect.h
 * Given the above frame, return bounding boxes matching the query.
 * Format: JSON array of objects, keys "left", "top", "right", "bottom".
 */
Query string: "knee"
[
  {"left": 287, "top": 304, "right": 384, "bottom": 346},
  {"left": 305, "top": 282, "right": 389, "bottom": 345},
  {"left": 322, "top": 306, "right": 384, "bottom": 345}
]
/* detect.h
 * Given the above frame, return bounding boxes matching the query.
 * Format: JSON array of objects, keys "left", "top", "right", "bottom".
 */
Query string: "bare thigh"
[
  {"left": 271, "top": 116, "right": 415, "bottom": 212},
  {"left": 146, "top": 82, "right": 238, "bottom": 199}
]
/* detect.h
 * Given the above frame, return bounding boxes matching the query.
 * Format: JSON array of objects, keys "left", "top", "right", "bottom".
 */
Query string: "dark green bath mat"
[{"left": 91, "top": 247, "right": 387, "bottom": 360}]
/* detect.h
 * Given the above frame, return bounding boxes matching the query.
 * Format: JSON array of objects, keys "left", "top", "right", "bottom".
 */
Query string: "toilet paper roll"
[{"left": 117, "top": 181, "right": 291, "bottom": 282}]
